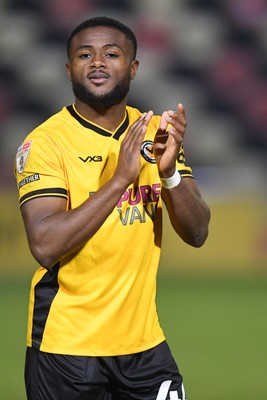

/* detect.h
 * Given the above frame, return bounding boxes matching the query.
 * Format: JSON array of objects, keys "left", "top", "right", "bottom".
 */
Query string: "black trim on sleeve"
[
  {"left": 20, "top": 188, "right": 68, "bottom": 207},
  {"left": 179, "top": 170, "right": 195, "bottom": 179}
]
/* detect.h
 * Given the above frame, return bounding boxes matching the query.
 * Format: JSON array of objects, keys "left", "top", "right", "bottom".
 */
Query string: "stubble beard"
[{"left": 71, "top": 74, "right": 131, "bottom": 109}]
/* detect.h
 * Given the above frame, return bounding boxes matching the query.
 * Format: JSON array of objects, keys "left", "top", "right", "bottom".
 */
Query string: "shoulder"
[
  {"left": 31, "top": 107, "right": 70, "bottom": 136},
  {"left": 18, "top": 107, "right": 72, "bottom": 150},
  {"left": 15, "top": 108, "right": 69, "bottom": 169}
]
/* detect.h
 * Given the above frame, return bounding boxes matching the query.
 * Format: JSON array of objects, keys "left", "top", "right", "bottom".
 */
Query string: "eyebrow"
[{"left": 76, "top": 43, "right": 123, "bottom": 52}]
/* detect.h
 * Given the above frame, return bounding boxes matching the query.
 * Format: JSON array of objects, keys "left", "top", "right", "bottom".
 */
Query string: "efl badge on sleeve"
[{"left": 16, "top": 140, "right": 32, "bottom": 174}]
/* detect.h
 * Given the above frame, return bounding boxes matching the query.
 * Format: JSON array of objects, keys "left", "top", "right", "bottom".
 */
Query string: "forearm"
[
  {"left": 162, "top": 177, "right": 210, "bottom": 247},
  {"left": 22, "top": 176, "right": 128, "bottom": 269}
]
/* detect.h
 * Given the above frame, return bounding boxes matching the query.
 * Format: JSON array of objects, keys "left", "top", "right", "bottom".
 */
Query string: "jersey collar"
[{"left": 66, "top": 104, "right": 129, "bottom": 141}]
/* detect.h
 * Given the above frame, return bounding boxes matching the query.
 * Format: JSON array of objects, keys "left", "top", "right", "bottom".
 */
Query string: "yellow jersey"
[{"left": 15, "top": 105, "right": 193, "bottom": 356}]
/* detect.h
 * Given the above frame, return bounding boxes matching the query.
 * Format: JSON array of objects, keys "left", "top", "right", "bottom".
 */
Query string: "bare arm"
[
  {"left": 154, "top": 103, "right": 210, "bottom": 247},
  {"left": 161, "top": 178, "right": 210, "bottom": 247},
  {"left": 21, "top": 111, "right": 154, "bottom": 269}
]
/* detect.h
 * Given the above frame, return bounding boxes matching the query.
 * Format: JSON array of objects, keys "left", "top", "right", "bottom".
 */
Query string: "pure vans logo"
[{"left": 78, "top": 155, "right": 102, "bottom": 163}]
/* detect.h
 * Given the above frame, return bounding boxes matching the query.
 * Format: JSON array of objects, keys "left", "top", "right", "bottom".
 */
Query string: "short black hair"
[{"left": 67, "top": 16, "right": 137, "bottom": 60}]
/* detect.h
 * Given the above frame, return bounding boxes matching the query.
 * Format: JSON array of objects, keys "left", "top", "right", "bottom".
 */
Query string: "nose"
[{"left": 90, "top": 53, "right": 106, "bottom": 68}]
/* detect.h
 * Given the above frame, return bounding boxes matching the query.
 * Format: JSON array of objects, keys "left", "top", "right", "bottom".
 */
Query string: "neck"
[{"left": 74, "top": 99, "right": 127, "bottom": 132}]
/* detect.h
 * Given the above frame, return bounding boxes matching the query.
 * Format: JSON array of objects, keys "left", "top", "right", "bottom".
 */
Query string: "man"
[{"left": 15, "top": 16, "right": 210, "bottom": 400}]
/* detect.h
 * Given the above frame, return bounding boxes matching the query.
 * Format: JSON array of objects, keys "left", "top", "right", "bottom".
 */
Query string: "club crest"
[{"left": 140, "top": 140, "right": 156, "bottom": 164}]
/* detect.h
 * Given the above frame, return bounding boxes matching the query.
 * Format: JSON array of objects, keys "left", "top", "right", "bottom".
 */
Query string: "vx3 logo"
[
  {"left": 78, "top": 155, "right": 103, "bottom": 163},
  {"left": 156, "top": 380, "right": 186, "bottom": 400}
]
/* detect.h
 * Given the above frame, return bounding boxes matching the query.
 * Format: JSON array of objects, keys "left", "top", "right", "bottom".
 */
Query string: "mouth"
[{"left": 88, "top": 71, "right": 109, "bottom": 85}]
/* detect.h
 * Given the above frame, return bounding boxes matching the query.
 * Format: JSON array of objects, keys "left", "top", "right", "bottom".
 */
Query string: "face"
[{"left": 66, "top": 26, "right": 139, "bottom": 108}]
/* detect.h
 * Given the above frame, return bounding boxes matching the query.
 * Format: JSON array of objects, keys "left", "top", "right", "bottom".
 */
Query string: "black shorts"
[{"left": 25, "top": 341, "right": 186, "bottom": 399}]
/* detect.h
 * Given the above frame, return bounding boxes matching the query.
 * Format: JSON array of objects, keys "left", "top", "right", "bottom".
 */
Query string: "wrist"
[{"left": 160, "top": 170, "right": 181, "bottom": 189}]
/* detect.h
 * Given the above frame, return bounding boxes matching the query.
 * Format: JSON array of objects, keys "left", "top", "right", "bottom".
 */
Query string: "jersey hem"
[{"left": 27, "top": 336, "right": 166, "bottom": 357}]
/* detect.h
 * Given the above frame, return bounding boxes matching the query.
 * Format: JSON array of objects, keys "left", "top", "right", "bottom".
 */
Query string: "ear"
[
  {"left": 130, "top": 59, "right": 139, "bottom": 80},
  {"left": 65, "top": 63, "right": 72, "bottom": 80}
]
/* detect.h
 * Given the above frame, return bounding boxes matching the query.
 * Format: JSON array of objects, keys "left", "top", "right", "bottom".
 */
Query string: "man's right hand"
[{"left": 115, "top": 111, "right": 154, "bottom": 186}]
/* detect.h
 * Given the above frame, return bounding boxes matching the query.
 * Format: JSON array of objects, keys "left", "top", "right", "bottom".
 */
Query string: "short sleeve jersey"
[{"left": 15, "top": 105, "right": 193, "bottom": 357}]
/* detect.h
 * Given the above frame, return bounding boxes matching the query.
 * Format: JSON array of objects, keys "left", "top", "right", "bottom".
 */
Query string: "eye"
[
  {"left": 106, "top": 53, "right": 119, "bottom": 59},
  {"left": 80, "top": 53, "right": 92, "bottom": 59}
]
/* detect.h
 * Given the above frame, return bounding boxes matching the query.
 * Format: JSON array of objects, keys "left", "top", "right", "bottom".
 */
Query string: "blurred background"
[{"left": 0, "top": 0, "right": 267, "bottom": 399}]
